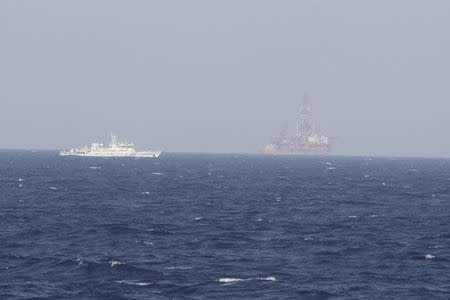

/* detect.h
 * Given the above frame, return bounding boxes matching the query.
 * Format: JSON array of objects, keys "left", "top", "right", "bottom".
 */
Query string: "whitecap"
[
  {"left": 141, "top": 191, "right": 151, "bottom": 195},
  {"left": 257, "top": 218, "right": 263, "bottom": 222},
  {"left": 325, "top": 162, "right": 333, "bottom": 166},
  {"left": 328, "top": 167, "right": 336, "bottom": 170},
  {"left": 19, "top": 184, "right": 23, "bottom": 187},
  {"left": 382, "top": 182, "right": 386, "bottom": 186},
  {"left": 109, "top": 260, "right": 125, "bottom": 267},
  {"left": 275, "top": 197, "right": 281, "bottom": 201},
  {"left": 115, "top": 280, "right": 150, "bottom": 286},
  {"left": 257, "top": 276, "right": 276, "bottom": 281},
  {"left": 370, "top": 214, "right": 378, "bottom": 218},
  {"left": 134, "top": 282, "right": 151, "bottom": 286},
  {"left": 428, "top": 245, "right": 442, "bottom": 249},
  {"left": 218, "top": 278, "right": 250, "bottom": 283},
  {"left": 348, "top": 215, "right": 358, "bottom": 218},
  {"left": 89, "top": 166, "right": 101, "bottom": 170},
  {"left": 218, "top": 276, "right": 276, "bottom": 284},
  {"left": 425, "top": 254, "right": 436, "bottom": 259},
  {"left": 143, "top": 241, "right": 153, "bottom": 245},
  {"left": 164, "top": 266, "right": 192, "bottom": 270},
  {"left": 304, "top": 237, "right": 314, "bottom": 241},
  {"left": 18, "top": 178, "right": 25, "bottom": 182},
  {"left": 193, "top": 217, "right": 203, "bottom": 221},
  {"left": 152, "top": 172, "right": 162, "bottom": 175},
  {"left": 49, "top": 186, "right": 57, "bottom": 190}
]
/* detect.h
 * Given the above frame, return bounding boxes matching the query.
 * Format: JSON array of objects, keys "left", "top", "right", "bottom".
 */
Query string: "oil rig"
[{"left": 261, "top": 95, "right": 330, "bottom": 155}]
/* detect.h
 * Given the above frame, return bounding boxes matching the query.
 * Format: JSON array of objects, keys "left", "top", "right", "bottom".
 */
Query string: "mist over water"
[{"left": 1, "top": 1, "right": 449, "bottom": 156}]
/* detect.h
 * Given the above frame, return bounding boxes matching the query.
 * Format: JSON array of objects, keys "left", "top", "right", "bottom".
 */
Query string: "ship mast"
[{"left": 110, "top": 134, "right": 118, "bottom": 146}]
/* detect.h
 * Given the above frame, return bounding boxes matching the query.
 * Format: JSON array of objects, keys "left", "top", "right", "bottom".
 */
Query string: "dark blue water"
[{"left": 1, "top": 151, "right": 449, "bottom": 299}]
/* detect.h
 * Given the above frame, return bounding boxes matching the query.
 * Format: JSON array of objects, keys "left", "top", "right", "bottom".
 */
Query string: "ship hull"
[
  {"left": 60, "top": 135, "right": 162, "bottom": 158},
  {"left": 59, "top": 151, "right": 161, "bottom": 158},
  {"left": 261, "top": 145, "right": 329, "bottom": 156},
  {"left": 261, "top": 150, "right": 327, "bottom": 156}
]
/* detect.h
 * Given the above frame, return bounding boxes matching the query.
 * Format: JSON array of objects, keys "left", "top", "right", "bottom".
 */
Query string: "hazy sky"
[{"left": 1, "top": 1, "right": 449, "bottom": 157}]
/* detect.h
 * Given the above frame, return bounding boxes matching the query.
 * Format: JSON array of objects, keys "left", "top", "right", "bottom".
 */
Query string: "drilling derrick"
[
  {"left": 297, "top": 95, "right": 314, "bottom": 144},
  {"left": 262, "top": 94, "right": 331, "bottom": 155}
]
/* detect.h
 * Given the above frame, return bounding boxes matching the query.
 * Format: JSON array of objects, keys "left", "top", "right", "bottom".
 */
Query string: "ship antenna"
[{"left": 110, "top": 133, "right": 118, "bottom": 145}]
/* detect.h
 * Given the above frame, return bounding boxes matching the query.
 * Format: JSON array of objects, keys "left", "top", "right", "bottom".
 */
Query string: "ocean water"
[{"left": 0, "top": 151, "right": 449, "bottom": 299}]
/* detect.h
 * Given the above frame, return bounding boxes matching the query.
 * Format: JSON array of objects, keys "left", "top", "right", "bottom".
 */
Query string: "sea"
[{"left": 0, "top": 151, "right": 449, "bottom": 299}]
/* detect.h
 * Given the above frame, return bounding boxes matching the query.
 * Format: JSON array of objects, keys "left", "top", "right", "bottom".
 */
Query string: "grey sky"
[{"left": 1, "top": 1, "right": 449, "bottom": 157}]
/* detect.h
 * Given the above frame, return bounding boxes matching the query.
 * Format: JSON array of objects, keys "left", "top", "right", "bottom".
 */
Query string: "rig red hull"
[{"left": 261, "top": 144, "right": 329, "bottom": 156}]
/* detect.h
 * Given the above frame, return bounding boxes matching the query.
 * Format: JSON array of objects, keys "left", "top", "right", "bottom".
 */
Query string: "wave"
[
  {"left": 218, "top": 276, "right": 276, "bottom": 284},
  {"left": 164, "top": 266, "right": 193, "bottom": 270},
  {"left": 109, "top": 260, "right": 125, "bottom": 267},
  {"left": 115, "top": 280, "right": 151, "bottom": 286}
]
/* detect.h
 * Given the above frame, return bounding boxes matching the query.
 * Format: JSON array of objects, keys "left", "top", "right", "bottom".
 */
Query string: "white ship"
[{"left": 60, "top": 135, "right": 161, "bottom": 158}]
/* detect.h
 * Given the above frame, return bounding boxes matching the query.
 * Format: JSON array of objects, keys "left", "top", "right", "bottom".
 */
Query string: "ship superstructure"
[
  {"left": 60, "top": 135, "right": 161, "bottom": 158},
  {"left": 262, "top": 95, "right": 330, "bottom": 155}
]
